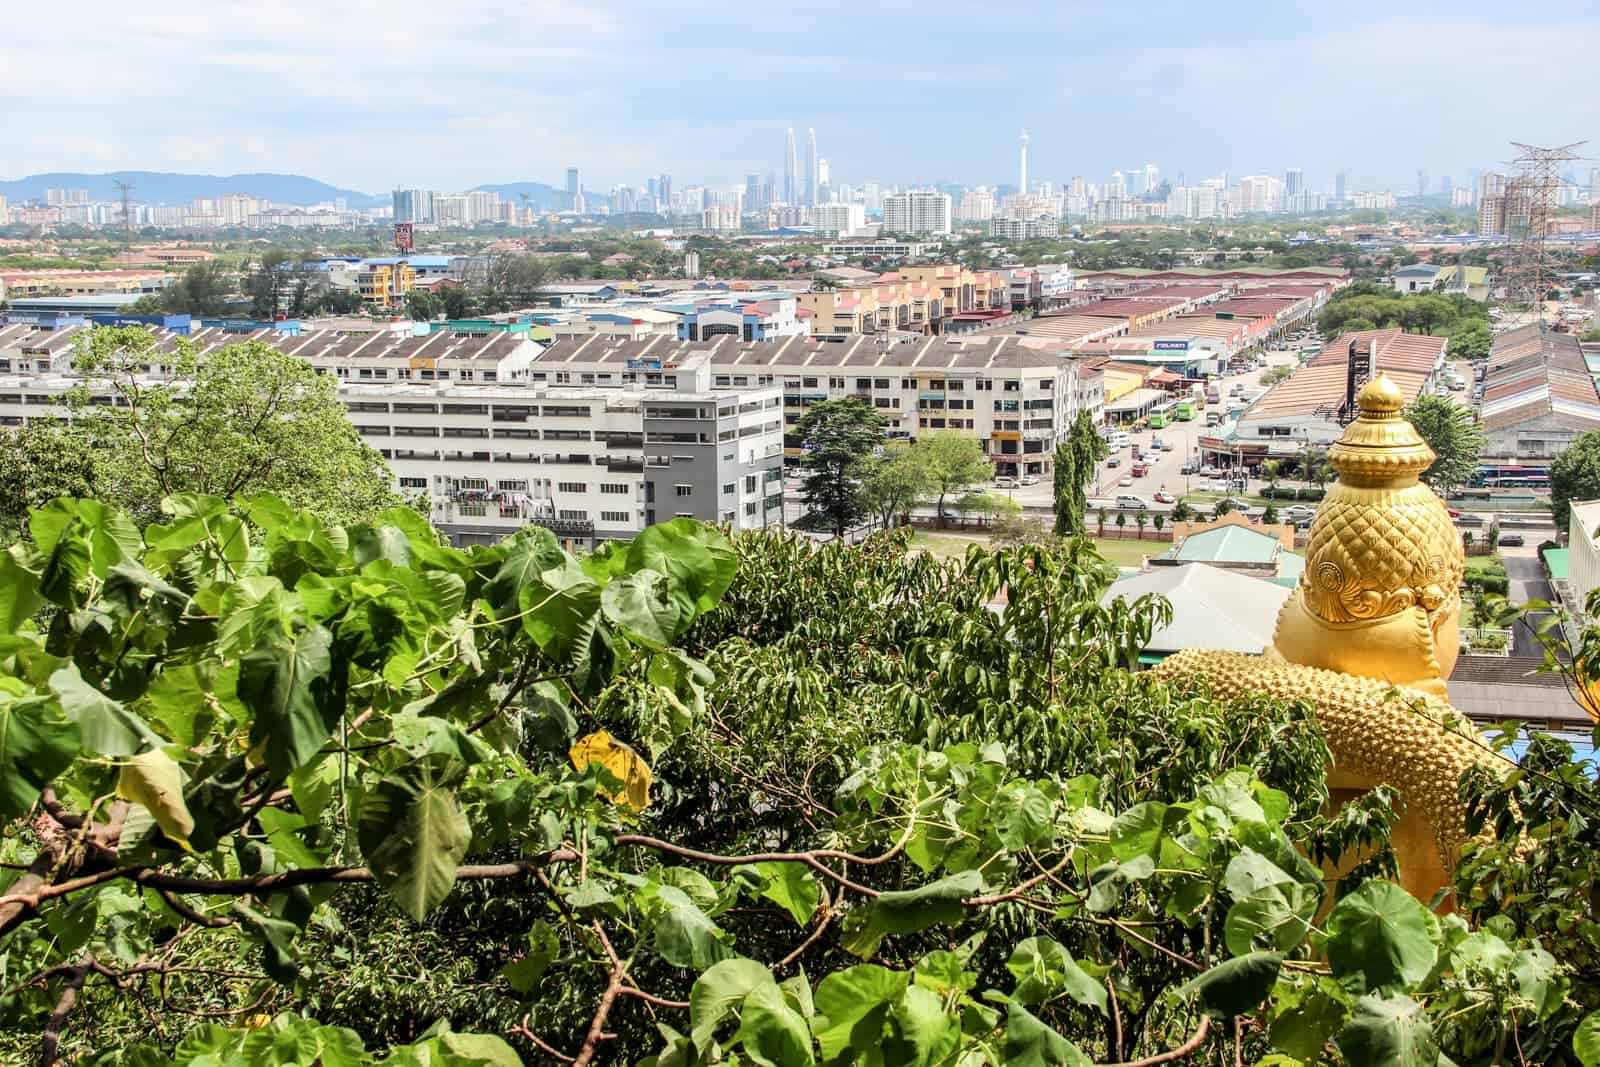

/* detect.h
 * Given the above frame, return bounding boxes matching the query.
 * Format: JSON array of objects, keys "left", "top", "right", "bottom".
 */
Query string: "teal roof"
[
  {"left": 1175, "top": 525, "right": 1281, "bottom": 564},
  {"left": 1278, "top": 551, "right": 1305, "bottom": 582},
  {"left": 1544, "top": 547, "right": 1570, "bottom": 581}
]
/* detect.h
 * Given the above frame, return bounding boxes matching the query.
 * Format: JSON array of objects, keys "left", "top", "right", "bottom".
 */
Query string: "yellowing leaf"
[
  {"left": 117, "top": 749, "right": 195, "bottom": 849},
  {"left": 570, "top": 730, "right": 652, "bottom": 811}
]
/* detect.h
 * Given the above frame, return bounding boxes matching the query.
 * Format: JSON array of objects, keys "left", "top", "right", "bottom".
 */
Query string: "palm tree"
[
  {"left": 1262, "top": 460, "right": 1282, "bottom": 494},
  {"left": 1135, "top": 513, "right": 1148, "bottom": 540}
]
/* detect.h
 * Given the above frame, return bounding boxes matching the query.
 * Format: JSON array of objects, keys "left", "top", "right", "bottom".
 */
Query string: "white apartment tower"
[
  {"left": 1019, "top": 129, "right": 1030, "bottom": 196},
  {"left": 882, "top": 191, "right": 952, "bottom": 236}
]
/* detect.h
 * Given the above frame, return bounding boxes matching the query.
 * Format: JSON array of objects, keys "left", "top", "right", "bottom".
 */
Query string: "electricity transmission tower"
[
  {"left": 112, "top": 179, "right": 135, "bottom": 242},
  {"left": 1501, "top": 141, "right": 1585, "bottom": 325}
]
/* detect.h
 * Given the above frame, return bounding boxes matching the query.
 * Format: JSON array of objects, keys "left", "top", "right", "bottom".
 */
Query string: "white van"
[
  {"left": 1115, "top": 495, "right": 1148, "bottom": 510},
  {"left": 1109, "top": 431, "right": 1130, "bottom": 450}
]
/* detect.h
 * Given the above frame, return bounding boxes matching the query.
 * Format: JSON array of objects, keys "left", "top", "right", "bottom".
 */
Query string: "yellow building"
[
  {"left": 357, "top": 262, "right": 417, "bottom": 307},
  {"left": 797, "top": 265, "right": 1006, "bottom": 337}
]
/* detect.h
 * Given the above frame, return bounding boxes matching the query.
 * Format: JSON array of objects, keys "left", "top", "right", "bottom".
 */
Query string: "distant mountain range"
[
  {"left": 0, "top": 172, "right": 572, "bottom": 212},
  {"left": 0, "top": 172, "right": 388, "bottom": 209}
]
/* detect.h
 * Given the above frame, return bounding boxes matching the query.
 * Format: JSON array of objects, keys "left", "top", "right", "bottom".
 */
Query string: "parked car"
[
  {"left": 1018, "top": 474, "right": 1039, "bottom": 486},
  {"left": 1213, "top": 497, "right": 1254, "bottom": 514},
  {"left": 1106, "top": 457, "right": 1121, "bottom": 469},
  {"left": 1200, "top": 465, "right": 1220, "bottom": 478},
  {"left": 1282, "top": 505, "right": 1317, "bottom": 524},
  {"left": 1180, "top": 462, "right": 1198, "bottom": 475},
  {"left": 994, "top": 476, "right": 1018, "bottom": 489},
  {"left": 1153, "top": 490, "right": 1176, "bottom": 504},
  {"left": 1116, "top": 494, "right": 1148, "bottom": 509},
  {"left": 1498, "top": 533, "right": 1525, "bottom": 547}
]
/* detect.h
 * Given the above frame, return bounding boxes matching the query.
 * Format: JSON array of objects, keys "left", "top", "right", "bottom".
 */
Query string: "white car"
[
  {"left": 1115, "top": 494, "right": 1148, "bottom": 509},
  {"left": 994, "top": 476, "right": 1018, "bottom": 489},
  {"left": 1018, "top": 474, "right": 1040, "bottom": 486}
]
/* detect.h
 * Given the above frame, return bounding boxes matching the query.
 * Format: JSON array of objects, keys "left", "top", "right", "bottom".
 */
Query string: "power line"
[
  {"left": 1501, "top": 141, "right": 1586, "bottom": 326},
  {"left": 112, "top": 179, "right": 135, "bottom": 242}
]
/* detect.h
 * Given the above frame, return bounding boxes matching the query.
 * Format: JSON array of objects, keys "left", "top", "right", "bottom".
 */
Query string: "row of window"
[{"left": 777, "top": 377, "right": 1048, "bottom": 392}]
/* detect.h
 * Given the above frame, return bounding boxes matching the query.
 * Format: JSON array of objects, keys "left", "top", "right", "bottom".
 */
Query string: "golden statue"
[{"left": 1154, "top": 374, "right": 1506, "bottom": 900}]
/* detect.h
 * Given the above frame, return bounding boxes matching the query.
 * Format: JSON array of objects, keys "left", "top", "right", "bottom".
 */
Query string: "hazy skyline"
[{"left": 7, "top": 0, "right": 1597, "bottom": 195}]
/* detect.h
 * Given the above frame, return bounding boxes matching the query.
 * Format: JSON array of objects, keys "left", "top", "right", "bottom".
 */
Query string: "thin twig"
[{"left": 1103, "top": 1015, "right": 1211, "bottom": 1067}]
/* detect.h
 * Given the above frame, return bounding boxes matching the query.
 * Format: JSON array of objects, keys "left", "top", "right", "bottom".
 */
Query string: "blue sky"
[{"left": 8, "top": 0, "right": 1597, "bottom": 195}]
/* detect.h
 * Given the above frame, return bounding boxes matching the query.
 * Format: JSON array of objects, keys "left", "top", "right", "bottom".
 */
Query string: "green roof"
[
  {"left": 1543, "top": 547, "right": 1570, "bottom": 581},
  {"left": 1278, "top": 551, "right": 1305, "bottom": 582},
  {"left": 1175, "top": 525, "right": 1281, "bottom": 564}
]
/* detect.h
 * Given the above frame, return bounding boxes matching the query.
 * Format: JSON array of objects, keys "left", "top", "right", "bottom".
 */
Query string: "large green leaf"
[
  {"left": 1335, "top": 993, "right": 1440, "bottom": 1067},
  {"left": 1225, "top": 883, "right": 1316, "bottom": 956},
  {"left": 36, "top": 522, "right": 90, "bottom": 609},
  {"left": 1003, "top": 1002, "right": 1092, "bottom": 1067},
  {"left": 0, "top": 682, "right": 80, "bottom": 820},
  {"left": 884, "top": 985, "right": 959, "bottom": 1067},
  {"left": 601, "top": 567, "right": 684, "bottom": 650},
  {"left": 484, "top": 526, "right": 567, "bottom": 619},
  {"left": 844, "top": 870, "right": 981, "bottom": 958},
  {"left": 1269, "top": 981, "right": 1350, "bottom": 1062},
  {"left": 30, "top": 498, "right": 141, "bottom": 579},
  {"left": 1179, "top": 952, "right": 1283, "bottom": 1018},
  {"left": 356, "top": 756, "right": 471, "bottom": 921},
  {"left": 745, "top": 861, "right": 821, "bottom": 927},
  {"left": 0, "top": 545, "right": 44, "bottom": 632},
  {"left": 653, "top": 887, "right": 734, "bottom": 970},
  {"left": 519, "top": 559, "right": 603, "bottom": 663},
  {"left": 1110, "top": 801, "right": 1166, "bottom": 861},
  {"left": 736, "top": 981, "right": 815, "bottom": 1067},
  {"left": 240, "top": 624, "right": 337, "bottom": 778},
  {"left": 626, "top": 518, "right": 737, "bottom": 616},
  {"left": 1575, "top": 1009, "right": 1600, "bottom": 1066},
  {"left": 1324, "top": 881, "right": 1438, "bottom": 993},
  {"left": 1006, "top": 937, "right": 1106, "bottom": 1013},
  {"left": 812, "top": 964, "right": 909, "bottom": 1060},
  {"left": 690, "top": 958, "right": 780, "bottom": 1052},
  {"left": 49, "top": 663, "right": 159, "bottom": 756}
]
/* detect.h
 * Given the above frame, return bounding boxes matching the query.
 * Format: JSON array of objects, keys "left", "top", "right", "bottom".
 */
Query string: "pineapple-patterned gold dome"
[{"left": 1272, "top": 372, "right": 1464, "bottom": 692}]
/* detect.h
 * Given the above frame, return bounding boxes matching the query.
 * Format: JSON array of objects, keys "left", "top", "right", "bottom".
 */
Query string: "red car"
[{"left": 1153, "top": 490, "right": 1175, "bottom": 504}]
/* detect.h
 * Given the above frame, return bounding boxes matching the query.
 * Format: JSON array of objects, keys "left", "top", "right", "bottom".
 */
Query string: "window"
[
  {"left": 601, "top": 483, "right": 629, "bottom": 495},
  {"left": 744, "top": 475, "right": 757, "bottom": 494},
  {"left": 722, "top": 483, "right": 735, "bottom": 496},
  {"left": 558, "top": 509, "right": 587, "bottom": 521},
  {"left": 600, "top": 511, "right": 632, "bottom": 524},
  {"left": 557, "top": 482, "right": 588, "bottom": 493},
  {"left": 675, "top": 484, "right": 694, "bottom": 498},
  {"left": 399, "top": 477, "right": 427, "bottom": 489},
  {"left": 497, "top": 479, "right": 528, "bottom": 492}
]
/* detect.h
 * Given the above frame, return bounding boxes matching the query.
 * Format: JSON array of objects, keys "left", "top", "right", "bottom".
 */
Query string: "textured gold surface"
[{"left": 1155, "top": 373, "right": 1502, "bottom": 890}]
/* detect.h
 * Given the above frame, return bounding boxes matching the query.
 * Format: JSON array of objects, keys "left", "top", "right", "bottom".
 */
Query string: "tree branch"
[
  {"left": 37, "top": 954, "right": 92, "bottom": 1067},
  {"left": 1103, "top": 1015, "right": 1210, "bottom": 1067}
]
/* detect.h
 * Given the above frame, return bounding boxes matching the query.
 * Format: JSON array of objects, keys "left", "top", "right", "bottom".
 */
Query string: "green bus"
[
  {"left": 1174, "top": 398, "right": 1197, "bottom": 421},
  {"left": 1148, "top": 401, "right": 1174, "bottom": 428}
]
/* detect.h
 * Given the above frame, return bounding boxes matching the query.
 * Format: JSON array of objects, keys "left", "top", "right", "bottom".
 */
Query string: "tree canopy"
[
  {"left": 1053, "top": 411, "right": 1107, "bottom": 537},
  {"left": 1404, "top": 395, "right": 1486, "bottom": 495},
  {"left": 793, "top": 398, "right": 885, "bottom": 535},
  {"left": 0, "top": 328, "right": 397, "bottom": 534},
  {"left": 1550, "top": 430, "right": 1600, "bottom": 533},
  {"left": 1, "top": 493, "right": 1599, "bottom": 1065}
]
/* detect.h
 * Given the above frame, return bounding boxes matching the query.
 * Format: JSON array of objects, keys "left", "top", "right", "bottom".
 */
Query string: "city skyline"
[{"left": 7, "top": 1, "right": 1599, "bottom": 194}]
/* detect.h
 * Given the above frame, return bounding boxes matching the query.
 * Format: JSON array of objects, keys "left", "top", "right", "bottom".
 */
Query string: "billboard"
[
  {"left": 395, "top": 222, "right": 415, "bottom": 253},
  {"left": 1151, "top": 339, "right": 1190, "bottom": 352}
]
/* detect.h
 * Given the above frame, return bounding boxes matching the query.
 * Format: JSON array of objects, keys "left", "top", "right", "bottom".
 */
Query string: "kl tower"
[{"left": 1018, "top": 128, "right": 1030, "bottom": 195}]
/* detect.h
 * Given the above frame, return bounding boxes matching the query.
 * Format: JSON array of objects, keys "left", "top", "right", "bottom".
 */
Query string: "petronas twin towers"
[{"left": 784, "top": 127, "right": 819, "bottom": 206}]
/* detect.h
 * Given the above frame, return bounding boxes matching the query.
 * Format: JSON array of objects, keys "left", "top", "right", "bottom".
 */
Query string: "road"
[{"left": 1501, "top": 543, "right": 1555, "bottom": 658}]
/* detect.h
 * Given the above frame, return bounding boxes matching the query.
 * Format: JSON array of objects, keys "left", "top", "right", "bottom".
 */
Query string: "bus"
[
  {"left": 1174, "top": 398, "right": 1197, "bottom": 421},
  {"left": 1471, "top": 464, "right": 1550, "bottom": 490},
  {"left": 1148, "top": 401, "right": 1174, "bottom": 428}
]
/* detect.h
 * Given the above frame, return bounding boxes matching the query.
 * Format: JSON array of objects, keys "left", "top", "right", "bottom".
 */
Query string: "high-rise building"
[
  {"left": 805, "top": 129, "right": 819, "bottom": 206},
  {"left": 882, "top": 190, "right": 952, "bottom": 235},
  {"left": 1019, "top": 129, "right": 1030, "bottom": 198},
  {"left": 958, "top": 188, "right": 996, "bottom": 223},
  {"left": 1589, "top": 167, "right": 1600, "bottom": 203},
  {"left": 1142, "top": 163, "right": 1159, "bottom": 198},
  {"left": 392, "top": 189, "right": 435, "bottom": 223},
  {"left": 1335, "top": 172, "right": 1347, "bottom": 203},
  {"left": 813, "top": 203, "right": 865, "bottom": 237},
  {"left": 1416, "top": 170, "right": 1427, "bottom": 198},
  {"left": 1238, "top": 175, "right": 1283, "bottom": 214},
  {"left": 1477, "top": 195, "right": 1506, "bottom": 236},
  {"left": 566, "top": 168, "right": 580, "bottom": 197},
  {"left": 658, "top": 175, "right": 673, "bottom": 214},
  {"left": 784, "top": 129, "right": 798, "bottom": 205},
  {"left": 1108, "top": 171, "right": 1127, "bottom": 200},
  {"left": 1284, "top": 168, "right": 1304, "bottom": 198},
  {"left": 745, "top": 174, "right": 762, "bottom": 211}
]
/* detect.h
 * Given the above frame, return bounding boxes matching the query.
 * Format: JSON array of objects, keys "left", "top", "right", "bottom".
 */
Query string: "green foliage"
[
  {"left": 1551, "top": 431, "right": 1600, "bottom": 533},
  {"left": 793, "top": 398, "right": 885, "bottom": 535},
  {"left": 856, "top": 442, "right": 929, "bottom": 528},
  {"left": 0, "top": 493, "right": 1590, "bottom": 1066},
  {"left": 912, "top": 432, "right": 992, "bottom": 526},
  {"left": 1404, "top": 394, "right": 1486, "bottom": 494},
  {"left": 0, "top": 329, "right": 397, "bottom": 531},
  {"left": 1053, "top": 411, "right": 1107, "bottom": 537}
]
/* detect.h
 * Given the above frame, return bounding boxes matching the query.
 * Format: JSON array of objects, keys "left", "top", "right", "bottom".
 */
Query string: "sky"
[{"left": 7, "top": 0, "right": 1598, "bottom": 197}]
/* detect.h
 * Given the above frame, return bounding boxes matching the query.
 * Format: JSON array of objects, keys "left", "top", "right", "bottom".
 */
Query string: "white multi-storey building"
[
  {"left": 813, "top": 202, "right": 866, "bottom": 238},
  {"left": 882, "top": 191, "right": 952, "bottom": 236}
]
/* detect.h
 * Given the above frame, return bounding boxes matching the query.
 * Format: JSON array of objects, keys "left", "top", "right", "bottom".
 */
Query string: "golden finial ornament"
[{"left": 1152, "top": 372, "right": 1501, "bottom": 901}]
